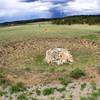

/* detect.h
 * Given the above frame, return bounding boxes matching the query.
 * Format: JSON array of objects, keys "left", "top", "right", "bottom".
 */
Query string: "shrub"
[
  {"left": 90, "top": 81, "right": 97, "bottom": 90},
  {"left": 59, "top": 77, "right": 71, "bottom": 86},
  {"left": 81, "top": 83, "right": 87, "bottom": 91},
  {"left": 0, "top": 78, "right": 10, "bottom": 86},
  {"left": 36, "top": 89, "right": 41, "bottom": 95},
  {"left": 0, "top": 68, "right": 11, "bottom": 86},
  {"left": 43, "top": 88, "right": 55, "bottom": 96},
  {"left": 81, "top": 89, "right": 100, "bottom": 100},
  {"left": 0, "top": 91, "right": 7, "bottom": 96},
  {"left": 10, "top": 82, "right": 26, "bottom": 94},
  {"left": 17, "top": 94, "right": 28, "bottom": 100},
  {"left": 0, "top": 74, "right": 4, "bottom": 78},
  {"left": 70, "top": 68, "right": 86, "bottom": 79},
  {"left": 56, "top": 87, "right": 66, "bottom": 92},
  {"left": 0, "top": 69, "right": 5, "bottom": 78}
]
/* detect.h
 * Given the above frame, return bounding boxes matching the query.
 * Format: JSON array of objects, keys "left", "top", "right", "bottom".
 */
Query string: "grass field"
[
  {"left": 0, "top": 22, "right": 100, "bottom": 44},
  {"left": 0, "top": 22, "right": 100, "bottom": 100},
  {"left": 0, "top": 22, "right": 100, "bottom": 74},
  {"left": 0, "top": 22, "right": 99, "bottom": 72}
]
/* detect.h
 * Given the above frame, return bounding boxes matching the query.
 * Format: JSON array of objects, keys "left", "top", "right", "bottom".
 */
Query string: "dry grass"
[{"left": 0, "top": 38, "right": 99, "bottom": 85}]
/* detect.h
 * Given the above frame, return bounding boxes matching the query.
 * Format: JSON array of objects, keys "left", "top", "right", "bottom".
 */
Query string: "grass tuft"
[
  {"left": 70, "top": 68, "right": 86, "bottom": 79},
  {"left": 43, "top": 88, "right": 55, "bottom": 96},
  {"left": 59, "top": 77, "right": 72, "bottom": 86},
  {"left": 17, "top": 94, "right": 28, "bottom": 100},
  {"left": 10, "top": 82, "right": 26, "bottom": 94}
]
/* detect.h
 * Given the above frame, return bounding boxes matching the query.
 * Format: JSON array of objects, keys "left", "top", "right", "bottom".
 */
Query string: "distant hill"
[
  {"left": 0, "top": 15, "right": 100, "bottom": 26},
  {"left": 0, "top": 18, "right": 54, "bottom": 26}
]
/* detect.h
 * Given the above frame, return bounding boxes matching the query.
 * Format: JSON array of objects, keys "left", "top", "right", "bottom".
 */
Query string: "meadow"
[
  {"left": 0, "top": 22, "right": 100, "bottom": 100},
  {"left": 0, "top": 22, "right": 100, "bottom": 44}
]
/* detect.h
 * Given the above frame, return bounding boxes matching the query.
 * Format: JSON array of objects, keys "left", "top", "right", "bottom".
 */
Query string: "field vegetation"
[{"left": 0, "top": 22, "right": 100, "bottom": 100}]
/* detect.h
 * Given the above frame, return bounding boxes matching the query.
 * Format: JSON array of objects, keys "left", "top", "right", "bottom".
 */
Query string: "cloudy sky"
[{"left": 0, "top": 0, "right": 100, "bottom": 23}]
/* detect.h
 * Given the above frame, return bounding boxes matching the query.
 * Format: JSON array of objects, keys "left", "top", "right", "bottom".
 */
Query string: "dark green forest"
[{"left": 52, "top": 15, "right": 100, "bottom": 25}]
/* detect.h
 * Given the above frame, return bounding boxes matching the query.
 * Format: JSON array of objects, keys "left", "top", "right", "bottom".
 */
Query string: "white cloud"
[
  {"left": 0, "top": 0, "right": 100, "bottom": 22},
  {"left": 61, "top": 0, "right": 100, "bottom": 15},
  {"left": 68, "top": 0, "right": 99, "bottom": 10},
  {"left": 0, "top": 0, "right": 52, "bottom": 17}
]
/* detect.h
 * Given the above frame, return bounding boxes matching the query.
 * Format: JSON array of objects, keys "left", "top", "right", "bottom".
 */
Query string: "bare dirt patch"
[
  {"left": 0, "top": 38, "right": 99, "bottom": 63},
  {"left": 0, "top": 38, "right": 99, "bottom": 85},
  {"left": 78, "top": 67, "right": 100, "bottom": 83}
]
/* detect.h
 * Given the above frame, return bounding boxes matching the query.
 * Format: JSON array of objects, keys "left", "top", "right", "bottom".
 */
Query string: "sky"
[{"left": 0, "top": 0, "right": 100, "bottom": 23}]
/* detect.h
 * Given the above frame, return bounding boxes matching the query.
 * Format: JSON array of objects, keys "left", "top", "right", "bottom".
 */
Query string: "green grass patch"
[
  {"left": 31, "top": 47, "right": 97, "bottom": 73},
  {"left": 34, "top": 54, "right": 45, "bottom": 66},
  {"left": 36, "top": 88, "right": 41, "bottom": 96},
  {"left": 43, "top": 88, "right": 55, "bottom": 96},
  {"left": 17, "top": 94, "right": 28, "bottom": 100},
  {"left": 0, "top": 24, "right": 100, "bottom": 44},
  {"left": 0, "top": 78, "right": 11, "bottom": 86},
  {"left": 10, "top": 82, "right": 26, "bottom": 94},
  {"left": 0, "top": 91, "right": 7, "bottom": 96},
  {"left": 81, "top": 89, "right": 100, "bottom": 100},
  {"left": 56, "top": 87, "right": 66, "bottom": 92},
  {"left": 70, "top": 68, "right": 86, "bottom": 79},
  {"left": 80, "top": 83, "right": 87, "bottom": 91},
  {"left": 59, "top": 76, "right": 72, "bottom": 86},
  {"left": 81, "top": 34, "right": 98, "bottom": 40},
  {"left": 90, "top": 81, "right": 97, "bottom": 90},
  {"left": 0, "top": 68, "right": 5, "bottom": 78},
  {"left": 0, "top": 23, "right": 99, "bottom": 85}
]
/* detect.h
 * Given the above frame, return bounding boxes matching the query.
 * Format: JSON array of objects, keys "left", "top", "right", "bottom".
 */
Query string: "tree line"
[
  {"left": 0, "top": 18, "right": 53, "bottom": 27},
  {"left": 52, "top": 15, "right": 100, "bottom": 25},
  {"left": 0, "top": 15, "right": 100, "bottom": 26}
]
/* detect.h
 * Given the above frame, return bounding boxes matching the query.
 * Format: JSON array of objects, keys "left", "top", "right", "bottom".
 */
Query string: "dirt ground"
[{"left": 0, "top": 38, "right": 100, "bottom": 85}]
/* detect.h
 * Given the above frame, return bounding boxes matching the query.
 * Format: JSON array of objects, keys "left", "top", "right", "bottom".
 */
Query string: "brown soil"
[
  {"left": 0, "top": 38, "right": 99, "bottom": 61},
  {"left": 78, "top": 67, "right": 100, "bottom": 83},
  {"left": 6, "top": 72, "right": 61, "bottom": 85},
  {"left": 0, "top": 38, "right": 100, "bottom": 85},
  {"left": 6, "top": 67, "right": 100, "bottom": 85}
]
